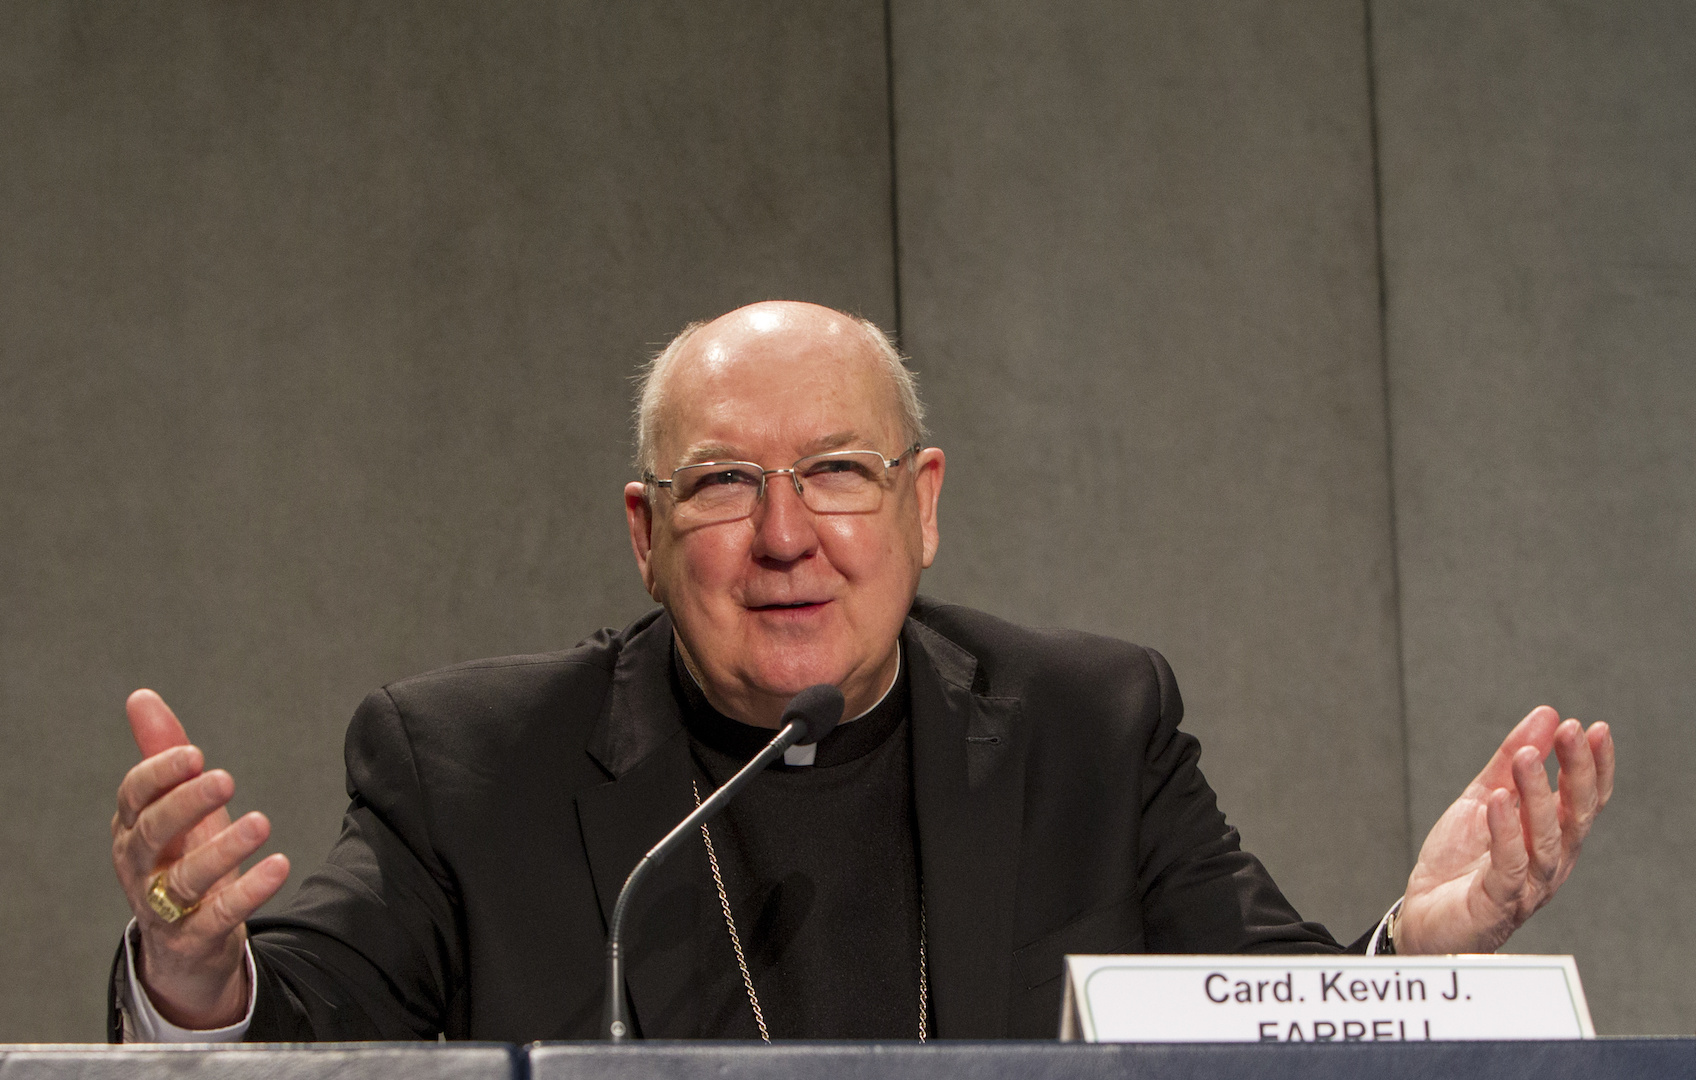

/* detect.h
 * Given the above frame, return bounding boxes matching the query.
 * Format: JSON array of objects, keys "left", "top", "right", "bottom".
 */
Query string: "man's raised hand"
[
  {"left": 1396, "top": 706, "right": 1614, "bottom": 955},
  {"left": 111, "top": 689, "right": 290, "bottom": 1030}
]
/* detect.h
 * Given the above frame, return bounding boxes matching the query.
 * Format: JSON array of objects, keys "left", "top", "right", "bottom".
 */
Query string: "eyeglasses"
[{"left": 646, "top": 443, "right": 922, "bottom": 524}]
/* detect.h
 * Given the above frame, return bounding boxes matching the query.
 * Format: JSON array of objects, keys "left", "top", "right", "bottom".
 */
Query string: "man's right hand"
[{"left": 111, "top": 689, "right": 291, "bottom": 1030}]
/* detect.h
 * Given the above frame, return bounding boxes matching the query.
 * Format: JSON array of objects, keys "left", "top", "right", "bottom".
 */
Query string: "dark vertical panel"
[
  {"left": 892, "top": 1, "right": 1407, "bottom": 938},
  {"left": 0, "top": 1, "right": 894, "bottom": 1040},
  {"left": 1374, "top": 1, "right": 1696, "bottom": 1034}
]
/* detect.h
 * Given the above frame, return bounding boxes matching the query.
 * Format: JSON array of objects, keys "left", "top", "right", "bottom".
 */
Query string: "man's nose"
[{"left": 750, "top": 471, "right": 817, "bottom": 562}]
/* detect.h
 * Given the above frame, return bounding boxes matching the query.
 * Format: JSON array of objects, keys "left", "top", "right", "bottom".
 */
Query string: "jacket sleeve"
[
  {"left": 242, "top": 686, "right": 467, "bottom": 1040},
  {"left": 1133, "top": 647, "right": 1347, "bottom": 955}
]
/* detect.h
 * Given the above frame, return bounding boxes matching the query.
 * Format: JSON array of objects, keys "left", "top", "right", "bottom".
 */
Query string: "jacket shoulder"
[
  {"left": 343, "top": 607, "right": 668, "bottom": 797},
  {"left": 908, "top": 596, "right": 1177, "bottom": 716},
  {"left": 377, "top": 607, "right": 664, "bottom": 709}
]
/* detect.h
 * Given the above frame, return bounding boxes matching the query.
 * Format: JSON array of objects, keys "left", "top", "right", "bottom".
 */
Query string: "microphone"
[{"left": 603, "top": 682, "right": 844, "bottom": 1041}]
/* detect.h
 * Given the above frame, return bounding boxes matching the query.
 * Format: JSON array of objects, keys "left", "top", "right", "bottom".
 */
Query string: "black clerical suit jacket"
[{"left": 111, "top": 597, "right": 1346, "bottom": 1042}]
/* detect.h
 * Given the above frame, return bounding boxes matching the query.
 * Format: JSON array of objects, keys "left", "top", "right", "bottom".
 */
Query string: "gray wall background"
[{"left": 1, "top": 0, "right": 1689, "bottom": 1041}]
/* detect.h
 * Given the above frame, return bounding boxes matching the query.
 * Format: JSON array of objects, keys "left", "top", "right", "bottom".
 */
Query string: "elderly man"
[{"left": 110, "top": 301, "right": 1613, "bottom": 1042}]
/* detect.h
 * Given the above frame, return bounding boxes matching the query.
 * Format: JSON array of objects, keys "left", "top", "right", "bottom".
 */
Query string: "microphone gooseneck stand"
[{"left": 603, "top": 683, "right": 844, "bottom": 1042}]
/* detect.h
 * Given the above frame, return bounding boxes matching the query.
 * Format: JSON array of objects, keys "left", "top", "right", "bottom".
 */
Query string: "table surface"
[{"left": 1, "top": 1039, "right": 1691, "bottom": 1080}]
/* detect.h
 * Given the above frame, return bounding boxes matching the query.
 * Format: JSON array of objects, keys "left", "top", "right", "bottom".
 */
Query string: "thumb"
[{"left": 127, "top": 689, "right": 191, "bottom": 759}]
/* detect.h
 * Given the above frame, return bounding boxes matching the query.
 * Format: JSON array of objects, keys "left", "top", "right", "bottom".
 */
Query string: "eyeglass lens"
[{"left": 668, "top": 451, "right": 893, "bottom": 521}]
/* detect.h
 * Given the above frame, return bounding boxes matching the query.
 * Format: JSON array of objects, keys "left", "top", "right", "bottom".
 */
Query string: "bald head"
[{"left": 634, "top": 301, "right": 925, "bottom": 478}]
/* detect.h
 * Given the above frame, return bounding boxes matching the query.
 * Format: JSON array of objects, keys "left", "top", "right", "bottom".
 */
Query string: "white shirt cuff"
[{"left": 119, "top": 919, "right": 256, "bottom": 1042}]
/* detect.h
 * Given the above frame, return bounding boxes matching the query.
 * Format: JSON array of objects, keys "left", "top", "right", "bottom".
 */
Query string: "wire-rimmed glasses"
[{"left": 645, "top": 443, "right": 922, "bottom": 524}]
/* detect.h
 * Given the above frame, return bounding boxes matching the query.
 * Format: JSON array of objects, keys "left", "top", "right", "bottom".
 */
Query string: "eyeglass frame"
[{"left": 643, "top": 442, "right": 924, "bottom": 518}]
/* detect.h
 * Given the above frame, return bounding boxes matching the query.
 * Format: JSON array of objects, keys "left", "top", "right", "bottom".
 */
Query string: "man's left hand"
[{"left": 1396, "top": 706, "right": 1614, "bottom": 955}]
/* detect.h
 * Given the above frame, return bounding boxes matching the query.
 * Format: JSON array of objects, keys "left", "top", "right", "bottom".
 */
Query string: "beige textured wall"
[{"left": 1373, "top": 0, "right": 1696, "bottom": 1035}]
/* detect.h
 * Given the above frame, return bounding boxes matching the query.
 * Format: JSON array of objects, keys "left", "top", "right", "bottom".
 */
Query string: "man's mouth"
[{"left": 749, "top": 600, "right": 828, "bottom": 612}]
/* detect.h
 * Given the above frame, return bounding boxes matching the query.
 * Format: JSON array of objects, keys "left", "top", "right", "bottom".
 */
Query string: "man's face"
[{"left": 624, "top": 302, "right": 944, "bottom": 727}]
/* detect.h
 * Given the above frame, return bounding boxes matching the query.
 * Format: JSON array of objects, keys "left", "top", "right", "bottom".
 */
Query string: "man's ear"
[
  {"left": 624, "top": 481, "right": 661, "bottom": 599},
  {"left": 913, "top": 447, "right": 945, "bottom": 568}
]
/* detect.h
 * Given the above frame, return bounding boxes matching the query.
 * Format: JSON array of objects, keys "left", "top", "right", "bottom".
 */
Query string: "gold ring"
[{"left": 145, "top": 870, "right": 199, "bottom": 923}]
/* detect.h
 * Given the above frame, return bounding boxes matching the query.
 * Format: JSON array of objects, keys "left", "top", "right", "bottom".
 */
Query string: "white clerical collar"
[{"left": 783, "top": 644, "right": 902, "bottom": 767}]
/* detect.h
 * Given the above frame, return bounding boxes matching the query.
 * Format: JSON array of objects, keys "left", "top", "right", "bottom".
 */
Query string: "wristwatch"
[{"left": 1379, "top": 907, "right": 1400, "bottom": 956}]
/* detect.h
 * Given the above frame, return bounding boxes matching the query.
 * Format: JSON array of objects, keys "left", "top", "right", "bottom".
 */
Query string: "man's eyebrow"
[
  {"left": 677, "top": 442, "right": 745, "bottom": 464},
  {"left": 803, "top": 432, "right": 862, "bottom": 454},
  {"left": 674, "top": 432, "right": 869, "bottom": 467}
]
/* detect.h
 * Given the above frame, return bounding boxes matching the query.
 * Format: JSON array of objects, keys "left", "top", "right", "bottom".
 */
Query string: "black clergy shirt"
[{"left": 673, "top": 647, "right": 925, "bottom": 1039}]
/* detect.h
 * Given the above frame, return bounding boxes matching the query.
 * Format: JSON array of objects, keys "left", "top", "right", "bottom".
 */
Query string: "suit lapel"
[
  {"left": 905, "top": 618, "right": 1027, "bottom": 1038},
  {"left": 574, "top": 611, "right": 705, "bottom": 1038}
]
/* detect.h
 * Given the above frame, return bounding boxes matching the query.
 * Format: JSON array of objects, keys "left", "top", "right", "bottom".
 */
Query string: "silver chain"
[
  {"left": 917, "top": 897, "right": 928, "bottom": 1041},
  {"left": 693, "top": 780, "right": 928, "bottom": 1042},
  {"left": 695, "top": 781, "right": 771, "bottom": 1041}
]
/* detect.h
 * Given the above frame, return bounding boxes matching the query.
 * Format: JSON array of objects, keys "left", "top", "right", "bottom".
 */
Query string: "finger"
[
  {"left": 1588, "top": 722, "right": 1615, "bottom": 808},
  {"left": 1553, "top": 718, "right": 1598, "bottom": 833},
  {"left": 1513, "top": 744, "right": 1562, "bottom": 886},
  {"left": 115, "top": 745, "right": 205, "bottom": 830},
  {"left": 128, "top": 689, "right": 190, "bottom": 759},
  {"left": 168, "top": 812, "right": 273, "bottom": 904},
  {"left": 1478, "top": 786, "right": 1528, "bottom": 909},
  {"left": 1471, "top": 706, "right": 1561, "bottom": 792},
  {"left": 195, "top": 854, "right": 291, "bottom": 934},
  {"left": 127, "top": 770, "right": 235, "bottom": 873}
]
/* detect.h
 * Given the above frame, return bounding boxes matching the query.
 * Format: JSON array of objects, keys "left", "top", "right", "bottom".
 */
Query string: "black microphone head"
[{"left": 783, "top": 684, "right": 845, "bottom": 745}]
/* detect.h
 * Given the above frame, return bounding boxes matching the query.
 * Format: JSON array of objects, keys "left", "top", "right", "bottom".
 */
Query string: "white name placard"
[{"left": 1060, "top": 955, "right": 1593, "bottom": 1043}]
